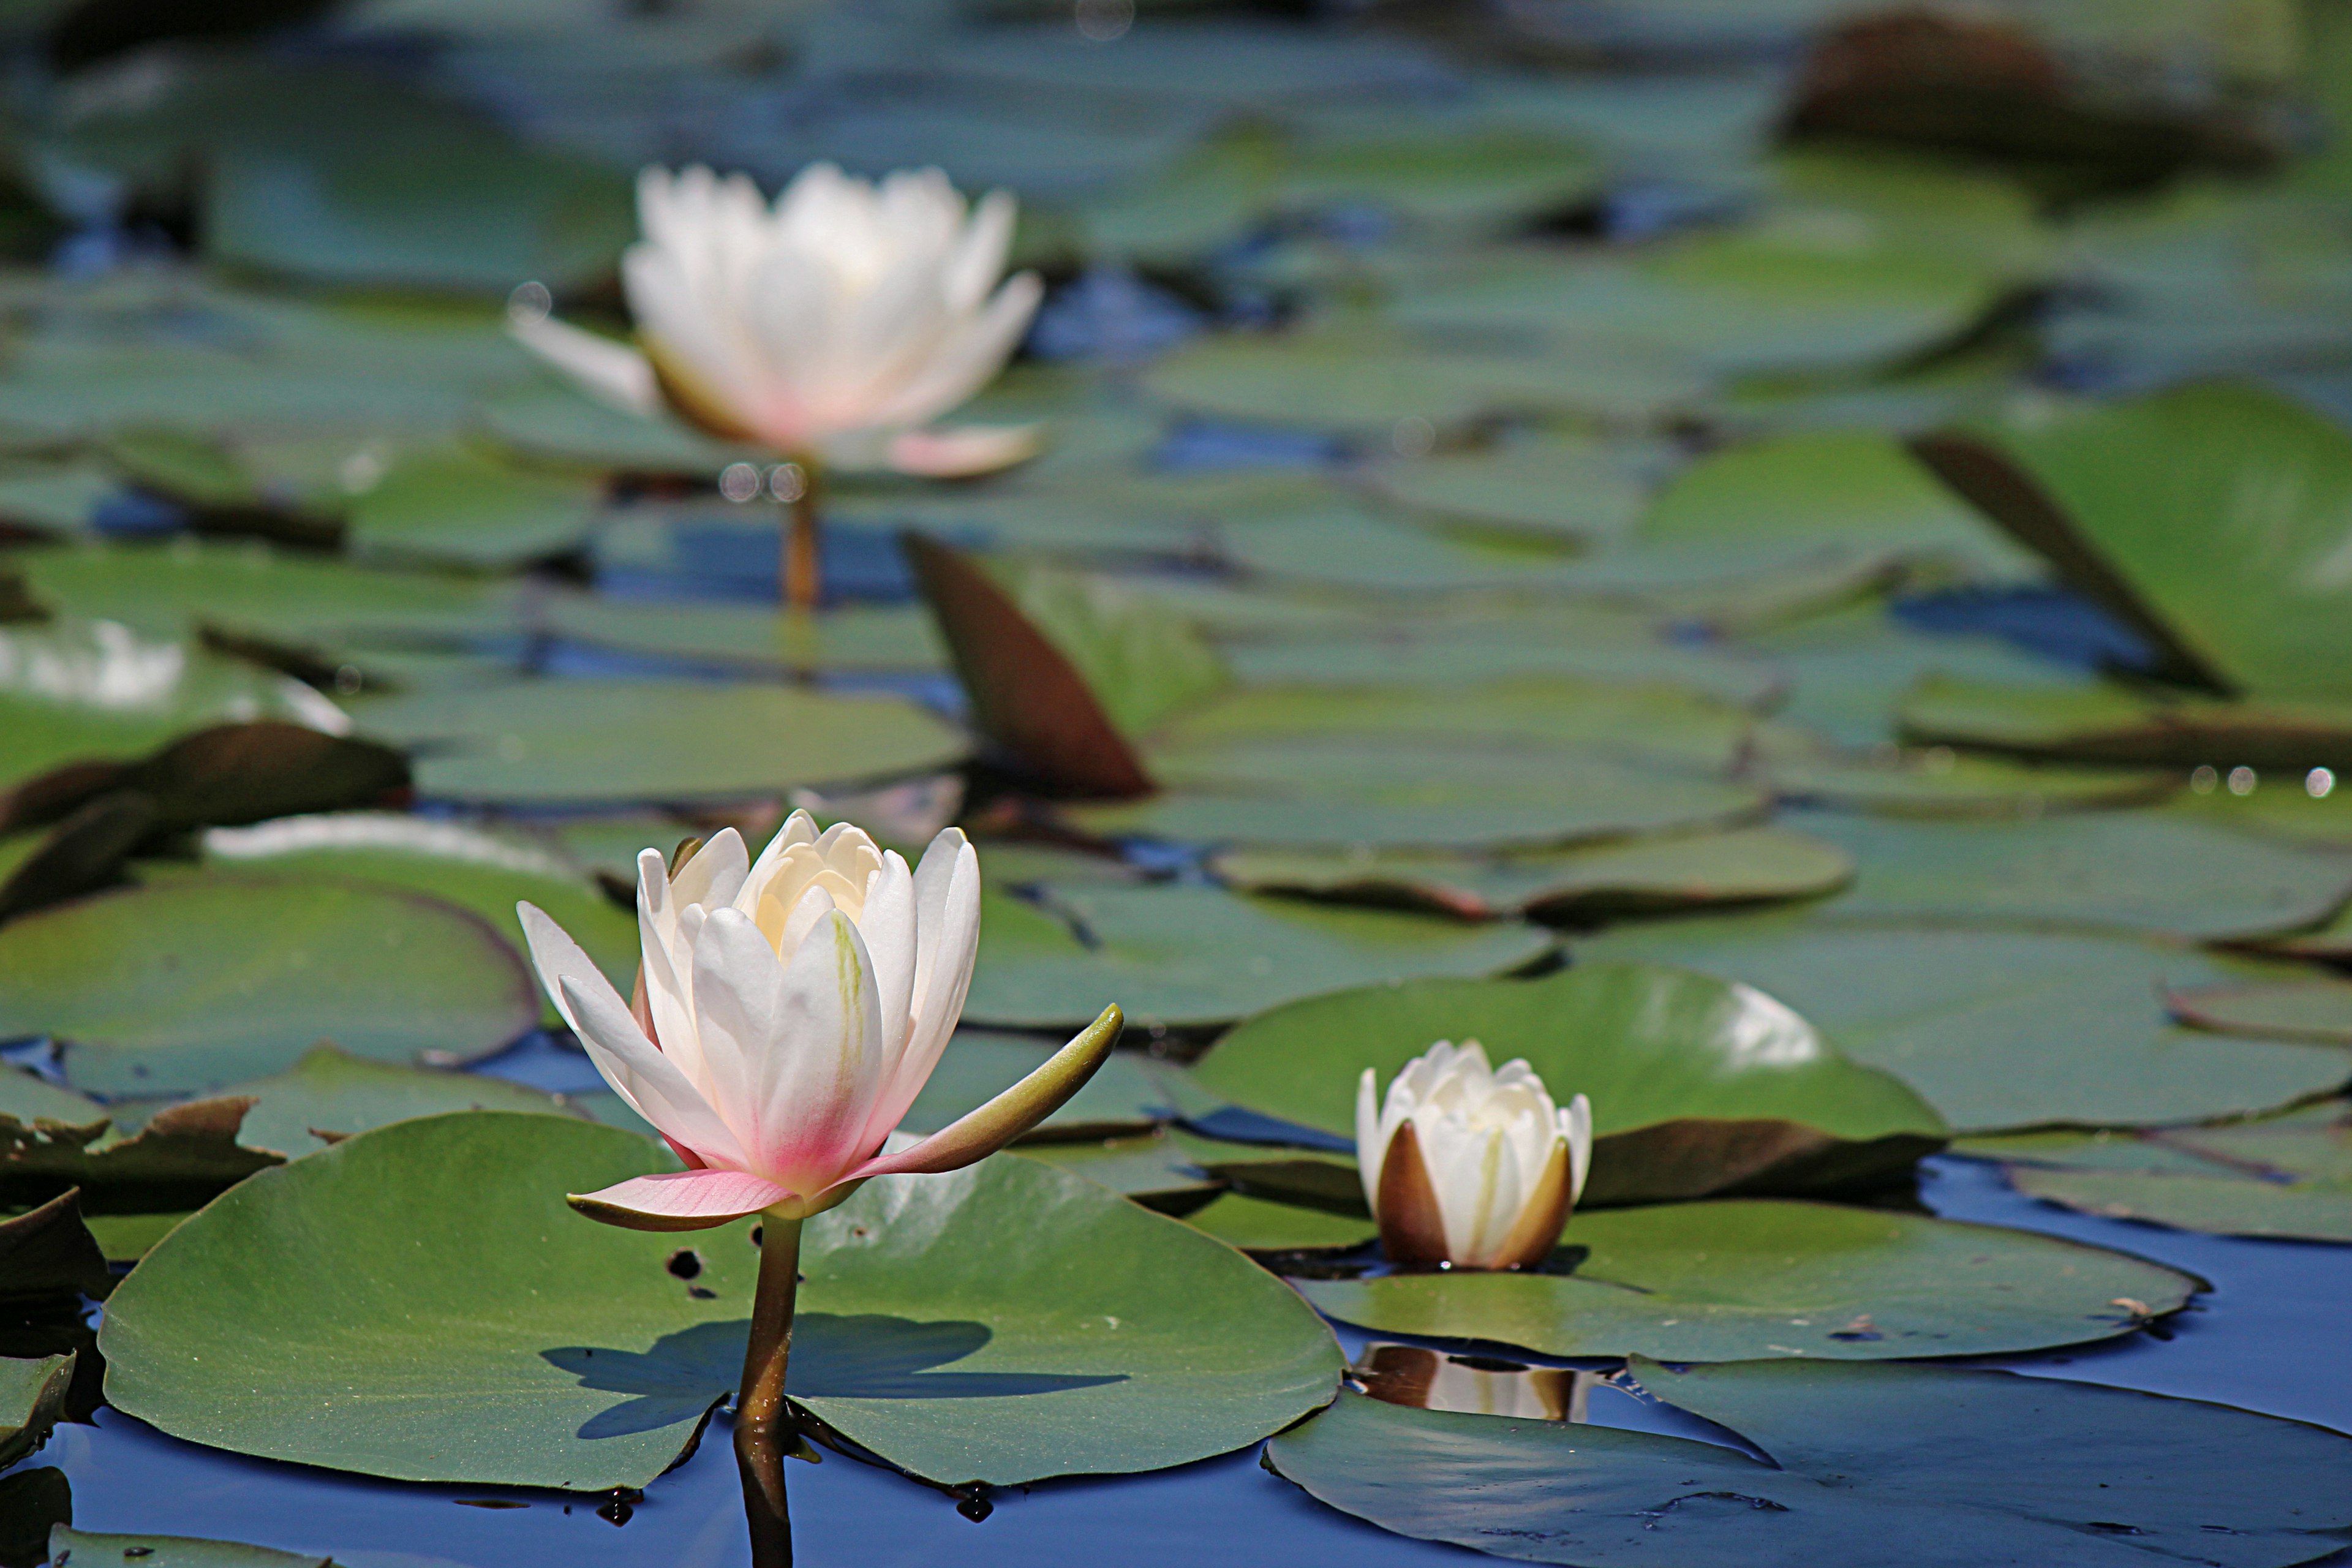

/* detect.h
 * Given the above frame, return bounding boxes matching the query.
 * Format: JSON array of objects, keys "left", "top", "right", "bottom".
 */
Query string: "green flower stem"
[
  {"left": 782, "top": 461, "right": 823, "bottom": 612},
  {"left": 736, "top": 1212, "right": 804, "bottom": 1567}
]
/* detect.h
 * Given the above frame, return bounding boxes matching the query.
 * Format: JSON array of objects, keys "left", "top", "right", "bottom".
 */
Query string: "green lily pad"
[
  {"left": 0, "top": 1353, "right": 73, "bottom": 1469},
  {"left": 2168, "top": 979, "right": 2352, "bottom": 1043},
  {"left": 345, "top": 445, "right": 605, "bottom": 570},
  {"left": 100, "top": 1112, "right": 1343, "bottom": 1490},
  {"left": 1638, "top": 428, "right": 2040, "bottom": 586},
  {"left": 356, "top": 678, "right": 968, "bottom": 805},
  {"left": 900, "top": 1032, "right": 1172, "bottom": 1140},
  {"left": 1265, "top": 1360, "right": 2352, "bottom": 1567},
  {"left": 542, "top": 594, "right": 946, "bottom": 676},
  {"left": 965, "top": 883, "right": 1556, "bottom": 1031},
  {"left": 1577, "top": 914, "right": 2351, "bottom": 1132},
  {"left": 1185, "top": 1193, "right": 1377, "bottom": 1252},
  {"left": 0, "top": 876, "right": 537, "bottom": 1096},
  {"left": 193, "top": 1043, "right": 587, "bottom": 1158},
  {"left": 1020, "top": 1131, "right": 1225, "bottom": 1211},
  {"left": 44, "top": 1529, "right": 329, "bottom": 1568},
  {"left": 8, "top": 540, "right": 520, "bottom": 658},
  {"left": 1298, "top": 1198, "right": 2193, "bottom": 1361},
  {"left": 1210, "top": 826, "right": 1855, "bottom": 921},
  {"left": 1800, "top": 809, "right": 2352, "bottom": 939},
  {"left": 1193, "top": 964, "right": 1945, "bottom": 1206},
  {"left": 1916, "top": 380, "right": 2352, "bottom": 699},
  {"left": 182, "top": 811, "right": 638, "bottom": 1017},
  {"left": 0, "top": 1093, "right": 278, "bottom": 1216},
  {"left": 1276, "top": 121, "right": 1604, "bottom": 232},
  {"left": 0, "top": 616, "right": 345, "bottom": 793},
  {"left": 1966, "top": 1103, "right": 2352, "bottom": 1243},
  {"left": 1362, "top": 435, "right": 1649, "bottom": 548},
  {"left": 1898, "top": 673, "right": 2352, "bottom": 771},
  {"left": 1215, "top": 505, "right": 1591, "bottom": 595},
  {"left": 475, "top": 382, "right": 755, "bottom": 477},
  {"left": 0, "top": 1190, "right": 111, "bottom": 1303},
  {"left": 1751, "top": 723, "right": 2176, "bottom": 816}
]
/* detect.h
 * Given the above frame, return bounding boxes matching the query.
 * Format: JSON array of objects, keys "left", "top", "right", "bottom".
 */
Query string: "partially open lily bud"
[{"left": 1355, "top": 1041, "right": 1592, "bottom": 1270}]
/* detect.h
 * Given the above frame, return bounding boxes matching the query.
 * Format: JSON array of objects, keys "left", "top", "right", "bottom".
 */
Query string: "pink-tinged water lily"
[
  {"left": 1356, "top": 1041, "right": 1591, "bottom": 1270},
  {"left": 510, "top": 163, "right": 1045, "bottom": 480},
  {"left": 516, "top": 811, "right": 1118, "bottom": 1231}
]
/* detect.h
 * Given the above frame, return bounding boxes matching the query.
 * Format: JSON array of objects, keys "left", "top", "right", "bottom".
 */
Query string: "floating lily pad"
[
  {"left": 100, "top": 1112, "right": 1343, "bottom": 1490},
  {"left": 0, "top": 1094, "right": 279, "bottom": 1214},
  {"left": 1193, "top": 964, "right": 1945, "bottom": 1206},
  {"left": 965, "top": 883, "right": 1556, "bottom": 1031},
  {"left": 0, "top": 1353, "right": 73, "bottom": 1469},
  {"left": 194, "top": 1043, "right": 587, "bottom": 1157},
  {"left": 1266, "top": 1360, "right": 2352, "bottom": 1567},
  {"left": 1916, "top": 381, "right": 2352, "bottom": 699},
  {"left": 1363, "top": 435, "right": 1649, "bottom": 547},
  {"left": 345, "top": 445, "right": 605, "bottom": 569},
  {"left": 357, "top": 679, "right": 968, "bottom": 805},
  {"left": 0, "top": 876, "right": 537, "bottom": 1096},
  {"left": 0, "top": 1190, "right": 111, "bottom": 1303},
  {"left": 1577, "top": 914, "right": 2351, "bottom": 1132},
  {"left": 1212, "top": 826, "right": 1854, "bottom": 921},
  {"left": 0, "top": 616, "right": 345, "bottom": 793},
  {"left": 1898, "top": 673, "right": 2352, "bottom": 771},
  {"left": 1298, "top": 1198, "right": 2193, "bottom": 1360},
  {"left": 1020, "top": 1131, "right": 1225, "bottom": 1211},
  {"left": 476, "top": 382, "right": 755, "bottom": 477},
  {"left": 1800, "top": 809, "right": 2352, "bottom": 939},
  {"left": 185, "top": 812, "right": 638, "bottom": 1013},
  {"left": 44, "top": 1529, "right": 330, "bottom": 1568},
  {"left": 1967, "top": 1103, "right": 2352, "bottom": 1243},
  {"left": 1185, "top": 1193, "right": 1377, "bottom": 1251},
  {"left": 2168, "top": 979, "right": 2352, "bottom": 1043},
  {"left": 541, "top": 594, "right": 946, "bottom": 676},
  {"left": 1751, "top": 723, "right": 2174, "bottom": 816}
]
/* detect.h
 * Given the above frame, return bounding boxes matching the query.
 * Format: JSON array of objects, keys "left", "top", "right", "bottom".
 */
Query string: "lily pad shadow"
[{"left": 543, "top": 1313, "right": 1129, "bottom": 1439}]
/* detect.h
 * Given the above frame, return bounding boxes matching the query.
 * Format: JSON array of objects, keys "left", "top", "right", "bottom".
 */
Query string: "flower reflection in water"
[{"left": 1351, "top": 1343, "right": 1603, "bottom": 1423}]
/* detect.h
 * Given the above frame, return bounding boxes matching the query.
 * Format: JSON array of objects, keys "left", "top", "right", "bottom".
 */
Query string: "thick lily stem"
[
  {"left": 782, "top": 462, "right": 823, "bottom": 612},
  {"left": 736, "top": 1213, "right": 804, "bottom": 1568}
]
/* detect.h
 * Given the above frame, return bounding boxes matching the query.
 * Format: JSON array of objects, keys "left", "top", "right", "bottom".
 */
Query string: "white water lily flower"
[
  {"left": 518, "top": 811, "right": 1118, "bottom": 1229},
  {"left": 511, "top": 162, "right": 1046, "bottom": 478},
  {"left": 1356, "top": 1040, "right": 1592, "bottom": 1270}
]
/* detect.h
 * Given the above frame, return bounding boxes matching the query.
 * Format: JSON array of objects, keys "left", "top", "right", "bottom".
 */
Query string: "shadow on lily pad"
[{"left": 545, "top": 1314, "right": 1128, "bottom": 1439}]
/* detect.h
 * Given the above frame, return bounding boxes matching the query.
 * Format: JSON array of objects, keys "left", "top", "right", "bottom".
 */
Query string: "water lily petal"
[
  {"left": 685, "top": 906, "right": 793, "bottom": 1158},
  {"left": 1373, "top": 1120, "right": 1451, "bottom": 1269},
  {"left": 887, "top": 423, "right": 1047, "bottom": 478},
  {"left": 752, "top": 907, "right": 886, "bottom": 1193},
  {"left": 864, "top": 270, "right": 1042, "bottom": 431},
  {"left": 507, "top": 314, "right": 662, "bottom": 418},
  {"left": 557, "top": 972, "right": 748, "bottom": 1170},
  {"left": 568, "top": 1169, "right": 788, "bottom": 1232},
  {"left": 844, "top": 1004, "right": 1123, "bottom": 1185}
]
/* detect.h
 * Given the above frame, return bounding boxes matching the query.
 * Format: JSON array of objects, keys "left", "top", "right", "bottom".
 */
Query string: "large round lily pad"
[
  {"left": 0, "top": 876, "right": 537, "bottom": 1096},
  {"left": 356, "top": 678, "right": 968, "bottom": 805},
  {"left": 1297, "top": 1199, "right": 2195, "bottom": 1362},
  {"left": 1193, "top": 965, "right": 1945, "bottom": 1205},
  {"left": 1577, "top": 914, "right": 2352, "bottom": 1133},
  {"left": 963, "top": 883, "right": 1556, "bottom": 1031},
  {"left": 1265, "top": 1360, "right": 2352, "bottom": 1568},
  {"left": 100, "top": 1112, "right": 1342, "bottom": 1490}
]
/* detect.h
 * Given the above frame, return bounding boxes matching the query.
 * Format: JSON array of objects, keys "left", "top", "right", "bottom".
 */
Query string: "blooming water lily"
[
  {"left": 511, "top": 164, "right": 1046, "bottom": 606},
  {"left": 517, "top": 810, "right": 1118, "bottom": 1550},
  {"left": 1356, "top": 1041, "right": 1592, "bottom": 1270}
]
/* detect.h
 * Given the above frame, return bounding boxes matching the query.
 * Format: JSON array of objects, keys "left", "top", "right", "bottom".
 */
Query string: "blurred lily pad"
[
  {"left": 1898, "top": 673, "right": 2352, "bottom": 771},
  {"left": 1362, "top": 434, "right": 1648, "bottom": 548},
  {"left": 1211, "top": 825, "right": 1853, "bottom": 921},
  {"left": 184, "top": 812, "right": 637, "bottom": 1012},
  {"left": 1298, "top": 1198, "right": 2193, "bottom": 1360},
  {"left": 0, "top": 616, "right": 346, "bottom": 793},
  {"left": 2168, "top": 978, "right": 2352, "bottom": 1042},
  {"left": 541, "top": 594, "right": 946, "bottom": 675},
  {"left": 345, "top": 445, "right": 605, "bottom": 569},
  {"left": 1752, "top": 723, "right": 2175, "bottom": 815},
  {"left": 357, "top": 678, "right": 968, "bottom": 805},
  {"left": 1577, "top": 913, "right": 2351, "bottom": 1131},
  {"left": 964, "top": 883, "right": 1555, "bottom": 1031},
  {"left": 100, "top": 1112, "right": 1343, "bottom": 1489},
  {"left": 1266, "top": 1360, "right": 2352, "bottom": 1567},
  {"left": 1194, "top": 963, "right": 1945, "bottom": 1206},
  {"left": 1801, "top": 809, "right": 2352, "bottom": 939},
  {"left": 0, "top": 876, "right": 537, "bottom": 1096}
]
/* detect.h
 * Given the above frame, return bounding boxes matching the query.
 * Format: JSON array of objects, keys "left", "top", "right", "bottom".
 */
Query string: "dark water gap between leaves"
[{"left": 23, "top": 1155, "right": 2352, "bottom": 1567}]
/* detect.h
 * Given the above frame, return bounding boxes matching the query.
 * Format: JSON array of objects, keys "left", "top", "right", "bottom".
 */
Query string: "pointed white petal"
[{"left": 509, "top": 313, "right": 662, "bottom": 418}]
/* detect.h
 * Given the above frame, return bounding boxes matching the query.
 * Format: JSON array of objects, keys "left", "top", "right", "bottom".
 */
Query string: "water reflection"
[{"left": 1351, "top": 1343, "right": 1603, "bottom": 1423}]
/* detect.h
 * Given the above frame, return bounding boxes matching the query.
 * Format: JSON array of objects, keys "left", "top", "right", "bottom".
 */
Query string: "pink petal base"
[{"left": 568, "top": 1169, "right": 789, "bottom": 1232}]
